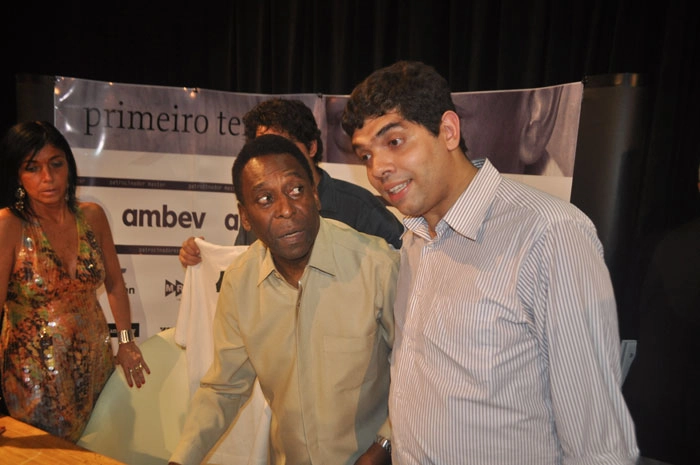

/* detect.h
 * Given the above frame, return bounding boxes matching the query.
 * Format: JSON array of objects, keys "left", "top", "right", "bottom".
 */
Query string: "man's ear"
[
  {"left": 440, "top": 110, "right": 462, "bottom": 151},
  {"left": 238, "top": 203, "right": 252, "bottom": 231},
  {"left": 314, "top": 189, "right": 321, "bottom": 211},
  {"left": 308, "top": 139, "right": 318, "bottom": 159}
]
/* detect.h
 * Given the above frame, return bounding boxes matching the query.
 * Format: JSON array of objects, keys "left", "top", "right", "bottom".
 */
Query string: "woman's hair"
[
  {"left": 232, "top": 134, "right": 315, "bottom": 204},
  {"left": 0, "top": 121, "right": 78, "bottom": 220},
  {"left": 342, "top": 60, "right": 467, "bottom": 152}
]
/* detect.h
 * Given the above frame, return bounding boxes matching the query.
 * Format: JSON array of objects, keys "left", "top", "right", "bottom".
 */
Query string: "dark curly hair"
[
  {"left": 341, "top": 61, "right": 467, "bottom": 153},
  {"left": 0, "top": 121, "right": 78, "bottom": 221},
  {"left": 243, "top": 98, "right": 324, "bottom": 165},
  {"left": 232, "top": 134, "right": 315, "bottom": 205}
]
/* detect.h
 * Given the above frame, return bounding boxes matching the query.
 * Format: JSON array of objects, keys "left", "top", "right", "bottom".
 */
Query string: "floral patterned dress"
[{"left": 1, "top": 209, "right": 115, "bottom": 442}]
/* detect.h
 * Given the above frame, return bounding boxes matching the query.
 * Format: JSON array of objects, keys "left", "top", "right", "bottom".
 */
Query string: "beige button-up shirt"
[{"left": 171, "top": 218, "right": 399, "bottom": 465}]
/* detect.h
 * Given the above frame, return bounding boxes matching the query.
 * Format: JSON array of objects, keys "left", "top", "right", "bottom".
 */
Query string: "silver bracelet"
[{"left": 118, "top": 329, "right": 135, "bottom": 345}]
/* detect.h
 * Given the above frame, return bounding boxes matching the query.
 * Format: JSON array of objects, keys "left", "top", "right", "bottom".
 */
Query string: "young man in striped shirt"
[{"left": 342, "top": 60, "right": 639, "bottom": 465}]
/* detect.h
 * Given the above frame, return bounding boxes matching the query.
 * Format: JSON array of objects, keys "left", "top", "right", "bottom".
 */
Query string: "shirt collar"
[
  {"left": 257, "top": 217, "right": 337, "bottom": 286},
  {"left": 403, "top": 158, "right": 502, "bottom": 241}
]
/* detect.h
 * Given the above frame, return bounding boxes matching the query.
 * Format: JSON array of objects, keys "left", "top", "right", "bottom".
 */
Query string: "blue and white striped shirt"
[{"left": 390, "top": 159, "right": 639, "bottom": 465}]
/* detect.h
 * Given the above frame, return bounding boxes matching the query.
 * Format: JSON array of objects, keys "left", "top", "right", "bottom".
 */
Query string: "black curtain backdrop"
[{"left": 2, "top": 0, "right": 698, "bottom": 332}]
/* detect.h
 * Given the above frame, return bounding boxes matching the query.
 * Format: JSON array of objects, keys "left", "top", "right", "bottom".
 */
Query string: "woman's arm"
[
  {"left": 81, "top": 202, "right": 150, "bottom": 388},
  {"left": 0, "top": 208, "right": 20, "bottom": 309}
]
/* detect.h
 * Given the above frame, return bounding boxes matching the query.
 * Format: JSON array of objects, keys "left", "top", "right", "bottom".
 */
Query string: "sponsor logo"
[
  {"left": 165, "top": 279, "right": 183, "bottom": 298},
  {"left": 108, "top": 323, "right": 140, "bottom": 338},
  {"left": 122, "top": 204, "right": 206, "bottom": 229}
]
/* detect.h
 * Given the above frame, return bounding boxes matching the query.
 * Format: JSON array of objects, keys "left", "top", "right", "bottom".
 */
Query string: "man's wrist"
[{"left": 375, "top": 435, "right": 391, "bottom": 455}]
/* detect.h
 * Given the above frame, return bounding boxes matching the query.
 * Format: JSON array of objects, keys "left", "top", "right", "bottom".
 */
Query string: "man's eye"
[
  {"left": 359, "top": 153, "right": 371, "bottom": 162},
  {"left": 256, "top": 194, "right": 272, "bottom": 206},
  {"left": 289, "top": 186, "right": 304, "bottom": 197},
  {"left": 389, "top": 138, "right": 402, "bottom": 147}
]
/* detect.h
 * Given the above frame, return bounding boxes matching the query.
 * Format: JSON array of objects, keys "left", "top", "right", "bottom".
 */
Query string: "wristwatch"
[{"left": 375, "top": 435, "right": 391, "bottom": 455}]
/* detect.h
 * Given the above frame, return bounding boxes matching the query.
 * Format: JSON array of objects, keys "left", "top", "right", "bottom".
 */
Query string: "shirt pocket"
[
  {"left": 323, "top": 334, "right": 377, "bottom": 391},
  {"left": 421, "top": 297, "right": 495, "bottom": 389}
]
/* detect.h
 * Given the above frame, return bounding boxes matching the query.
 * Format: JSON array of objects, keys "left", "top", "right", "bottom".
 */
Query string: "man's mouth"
[
  {"left": 387, "top": 181, "right": 409, "bottom": 195},
  {"left": 280, "top": 229, "right": 302, "bottom": 239}
]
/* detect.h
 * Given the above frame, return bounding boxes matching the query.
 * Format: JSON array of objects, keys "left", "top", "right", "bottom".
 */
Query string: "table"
[{"left": 0, "top": 415, "right": 127, "bottom": 465}]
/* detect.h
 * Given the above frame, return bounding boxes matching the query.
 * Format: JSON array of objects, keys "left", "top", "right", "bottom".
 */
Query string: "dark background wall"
[{"left": 2, "top": 0, "right": 698, "bottom": 333}]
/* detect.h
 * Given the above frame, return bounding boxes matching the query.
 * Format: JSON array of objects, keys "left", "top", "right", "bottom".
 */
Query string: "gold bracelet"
[{"left": 118, "top": 329, "right": 135, "bottom": 345}]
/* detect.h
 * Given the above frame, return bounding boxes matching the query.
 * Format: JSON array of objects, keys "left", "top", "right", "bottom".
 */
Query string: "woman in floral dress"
[{"left": 0, "top": 121, "right": 150, "bottom": 442}]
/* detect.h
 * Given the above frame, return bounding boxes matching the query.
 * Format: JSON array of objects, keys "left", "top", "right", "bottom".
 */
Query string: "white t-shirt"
[{"left": 176, "top": 238, "right": 270, "bottom": 465}]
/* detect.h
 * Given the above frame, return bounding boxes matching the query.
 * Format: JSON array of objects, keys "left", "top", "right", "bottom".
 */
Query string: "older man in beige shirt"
[{"left": 169, "top": 134, "right": 398, "bottom": 465}]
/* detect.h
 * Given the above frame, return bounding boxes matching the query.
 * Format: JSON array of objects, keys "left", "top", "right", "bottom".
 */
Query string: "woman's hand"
[{"left": 116, "top": 342, "right": 150, "bottom": 388}]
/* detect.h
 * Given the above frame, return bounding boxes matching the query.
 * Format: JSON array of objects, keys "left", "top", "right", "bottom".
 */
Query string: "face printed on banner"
[
  {"left": 455, "top": 86, "right": 568, "bottom": 176},
  {"left": 238, "top": 152, "right": 320, "bottom": 266},
  {"left": 325, "top": 96, "right": 358, "bottom": 165}
]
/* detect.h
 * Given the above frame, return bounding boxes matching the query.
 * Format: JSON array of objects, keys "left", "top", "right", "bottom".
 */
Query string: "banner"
[{"left": 53, "top": 77, "right": 582, "bottom": 342}]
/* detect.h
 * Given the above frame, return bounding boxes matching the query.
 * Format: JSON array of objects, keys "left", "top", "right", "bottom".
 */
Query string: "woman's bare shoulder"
[
  {"left": 0, "top": 208, "right": 22, "bottom": 240},
  {"left": 79, "top": 201, "right": 107, "bottom": 218},
  {"left": 0, "top": 207, "right": 22, "bottom": 227},
  {"left": 78, "top": 202, "right": 110, "bottom": 230}
]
